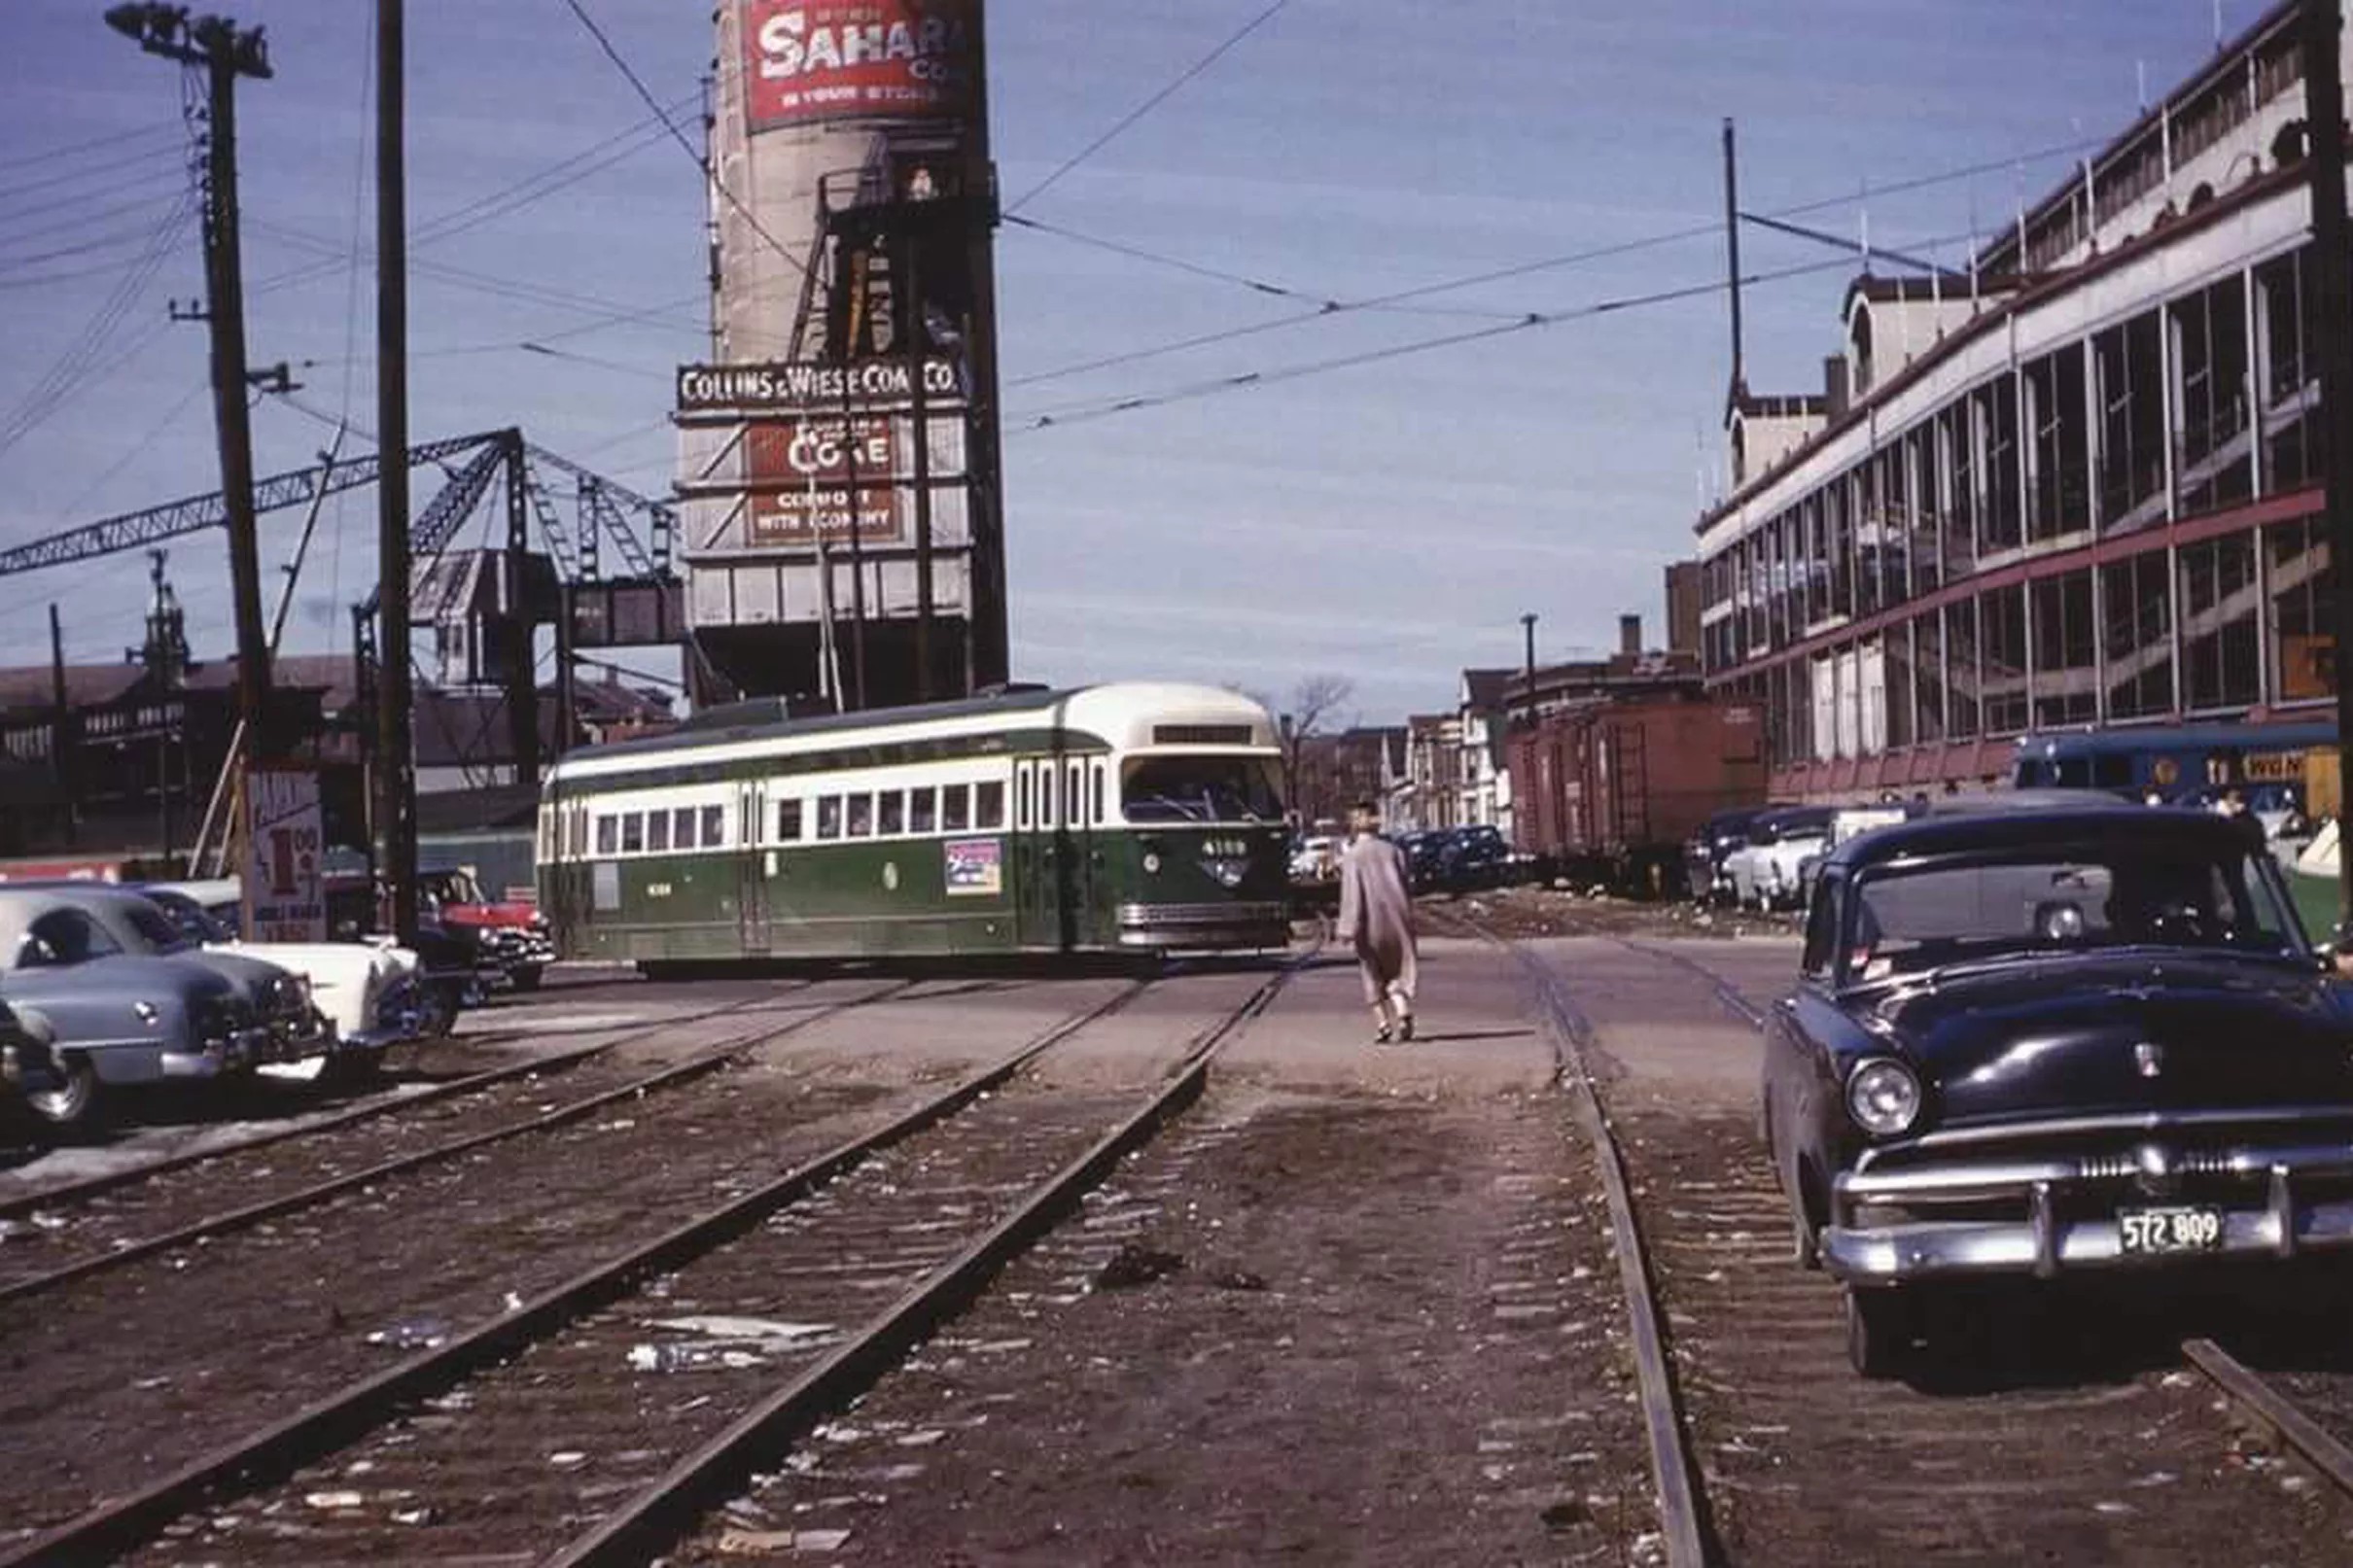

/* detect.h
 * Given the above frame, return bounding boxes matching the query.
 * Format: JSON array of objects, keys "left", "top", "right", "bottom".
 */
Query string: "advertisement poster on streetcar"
[
  {"left": 741, "top": 0, "right": 976, "bottom": 131},
  {"left": 243, "top": 764, "right": 327, "bottom": 942},
  {"left": 943, "top": 837, "right": 1001, "bottom": 897}
]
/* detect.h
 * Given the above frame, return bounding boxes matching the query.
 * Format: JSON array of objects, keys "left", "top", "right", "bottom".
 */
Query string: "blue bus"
[{"left": 2010, "top": 720, "right": 2335, "bottom": 802}]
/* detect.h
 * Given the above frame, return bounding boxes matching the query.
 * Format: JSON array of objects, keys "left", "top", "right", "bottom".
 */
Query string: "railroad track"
[
  {"left": 0, "top": 981, "right": 908, "bottom": 1305},
  {"left": 3, "top": 957, "right": 1304, "bottom": 1566},
  {"left": 1457, "top": 917, "right": 2353, "bottom": 1566}
]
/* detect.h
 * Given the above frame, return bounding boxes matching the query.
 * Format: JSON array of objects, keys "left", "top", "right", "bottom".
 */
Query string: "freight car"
[{"left": 1508, "top": 695, "right": 1767, "bottom": 897}]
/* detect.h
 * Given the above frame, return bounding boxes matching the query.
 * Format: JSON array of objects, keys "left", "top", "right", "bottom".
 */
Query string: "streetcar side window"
[
  {"left": 597, "top": 815, "right": 617, "bottom": 855},
  {"left": 976, "top": 781, "right": 1006, "bottom": 829},
  {"left": 778, "top": 798, "right": 804, "bottom": 843},
  {"left": 878, "top": 789, "right": 906, "bottom": 837},
  {"left": 943, "top": 784, "right": 971, "bottom": 832},
  {"left": 816, "top": 795, "right": 843, "bottom": 840},
  {"left": 1092, "top": 763, "right": 1106, "bottom": 826},
  {"left": 702, "top": 804, "right": 726, "bottom": 847},
  {"left": 1041, "top": 767, "right": 1059, "bottom": 829},
  {"left": 1016, "top": 770, "right": 1032, "bottom": 830},
  {"left": 673, "top": 807, "right": 696, "bottom": 849},
  {"left": 910, "top": 786, "right": 937, "bottom": 834},
  {"left": 648, "top": 811, "right": 672, "bottom": 853},
  {"left": 1069, "top": 763, "right": 1085, "bottom": 827},
  {"left": 621, "top": 813, "right": 646, "bottom": 854},
  {"left": 846, "top": 793, "right": 874, "bottom": 838}
]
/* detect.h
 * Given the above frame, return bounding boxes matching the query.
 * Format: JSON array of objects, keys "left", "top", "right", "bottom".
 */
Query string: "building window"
[
  {"left": 1853, "top": 469, "right": 1880, "bottom": 619},
  {"left": 1883, "top": 623, "right": 1914, "bottom": 749},
  {"left": 2030, "top": 570, "right": 2097, "bottom": 727},
  {"left": 2268, "top": 518, "right": 2335, "bottom": 704},
  {"left": 2095, "top": 311, "right": 2167, "bottom": 533},
  {"left": 1981, "top": 585, "right": 2029, "bottom": 736},
  {"left": 1944, "top": 598, "right": 1982, "bottom": 739},
  {"left": 1903, "top": 425, "right": 1942, "bottom": 598},
  {"left": 1914, "top": 612, "right": 1946, "bottom": 744},
  {"left": 1937, "top": 401, "right": 1977, "bottom": 579},
  {"left": 1827, "top": 481, "right": 1854, "bottom": 619},
  {"left": 1977, "top": 376, "right": 2022, "bottom": 554},
  {"left": 2260, "top": 247, "right": 2317, "bottom": 494},
  {"left": 2179, "top": 534, "right": 2260, "bottom": 711},
  {"left": 2174, "top": 274, "right": 2252, "bottom": 517},
  {"left": 2101, "top": 552, "right": 2174, "bottom": 720},
  {"left": 2024, "top": 346, "right": 2090, "bottom": 542}
]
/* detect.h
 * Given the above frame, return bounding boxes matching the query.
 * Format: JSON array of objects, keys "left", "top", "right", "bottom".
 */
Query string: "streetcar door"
[
  {"left": 1013, "top": 757, "right": 1061, "bottom": 950},
  {"left": 737, "top": 780, "right": 771, "bottom": 954},
  {"left": 1063, "top": 754, "right": 1096, "bottom": 947}
]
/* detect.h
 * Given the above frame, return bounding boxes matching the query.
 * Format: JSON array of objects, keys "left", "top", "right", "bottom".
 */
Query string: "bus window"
[
  {"left": 910, "top": 786, "right": 937, "bottom": 834},
  {"left": 817, "top": 796, "right": 842, "bottom": 840},
  {"left": 878, "top": 789, "right": 906, "bottom": 836},
  {"left": 846, "top": 793, "right": 874, "bottom": 838},
  {"left": 976, "top": 781, "right": 1006, "bottom": 829},
  {"left": 778, "top": 799, "right": 804, "bottom": 842},
  {"left": 674, "top": 807, "right": 697, "bottom": 849},
  {"left": 596, "top": 816, "right": 617, "bottom": 855},
  {"left": 621, "top": 813, "right": 646, "bottom": 854},
  {"left": 648, "top": 811, "right": 672, "bottom": 853},
  {"left": 943, "top": 784, "right": 971, "bottom": 832},
  {"left": 702, "top": 804, "right": 726, "bottom": 847}
]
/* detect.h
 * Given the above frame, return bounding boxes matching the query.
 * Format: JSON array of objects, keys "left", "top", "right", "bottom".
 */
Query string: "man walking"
[{"left": 1334, "top": 800, "right": 1420, "bottom": 1043}]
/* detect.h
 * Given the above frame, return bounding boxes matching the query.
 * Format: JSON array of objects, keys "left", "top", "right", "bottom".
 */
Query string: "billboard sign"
[
  {"left": 677, "top": 356, "right": 960, "bottom": 416},
  {"left": 745, "top": 415, "right": 903, "bottom": 546},
  {"left": 243, "top": 764, "right": 327, "bottom": 943},
  {"left": 742, "top": 0, "right": 975, "bottom": 130}
]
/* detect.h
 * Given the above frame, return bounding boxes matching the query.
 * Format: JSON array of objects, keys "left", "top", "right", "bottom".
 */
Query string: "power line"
[
  {"left": 0, "top": 163, "right": 187, "bottom": 226},
  {"left": 1009, "top": 249, "right": 1940, "bottom": 435},
  {"left": 0, "top": 188, "right": 186, "bottom": 250},
  {"left": 0, "top": 136, "right": 181, "bottom": 202},
  {"left": 558, "top": 0, "right": 819, "bottom": 290},
  {"left": 0, "top": 120, "right": 181, "bottom": 176},
  {"left": 1010, "top": 0, "right": 1291, "bottom": 213}
]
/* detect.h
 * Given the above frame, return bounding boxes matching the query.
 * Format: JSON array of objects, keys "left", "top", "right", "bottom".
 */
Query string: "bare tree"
[{"left": 1276, "top": 674, "right": 1355, "bottom": 825}]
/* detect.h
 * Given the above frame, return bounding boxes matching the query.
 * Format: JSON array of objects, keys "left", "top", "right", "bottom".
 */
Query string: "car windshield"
[
  {"left": 146, "top": 892, "right": 232, "bottom": 945},
  {"left": 1122, "top": 755, "right": 1282, "bottom": 824},
  {"left": 121, "top": 899, "right": 198, "bottom": 955},
  {"left": 1844, "top": 843, "right": 2302, "bottom": 984}
]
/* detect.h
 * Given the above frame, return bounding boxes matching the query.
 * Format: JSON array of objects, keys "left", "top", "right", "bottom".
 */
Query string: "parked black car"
[
  {"left": 1761, "top": 801, "right": 2353, "bottom": 1376},
  {"left": 1431, "top": 825, "right": 1514, "bottom": 894}
]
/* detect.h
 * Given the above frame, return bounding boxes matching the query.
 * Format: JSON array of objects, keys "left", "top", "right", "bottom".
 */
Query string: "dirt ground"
[
  {"left": 674, "top": 1087, "right": 1658, "bottom": 1567},
  {"left": 1422, "top": 887, "right": 1803, "bottom": 944}
]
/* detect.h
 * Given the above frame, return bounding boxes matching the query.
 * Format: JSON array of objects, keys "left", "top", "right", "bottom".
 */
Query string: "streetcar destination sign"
[{"left": 676, "top": 357, "right": 960, "bottom": 415}]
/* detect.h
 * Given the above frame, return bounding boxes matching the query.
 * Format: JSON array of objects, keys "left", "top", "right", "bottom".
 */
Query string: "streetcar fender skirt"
[
  {"left": 544, "top": 957, "right": 1305, "bottom": 1568},
  {"left": 0, "top": 981, "right": 1154, "bottom": 1568}
]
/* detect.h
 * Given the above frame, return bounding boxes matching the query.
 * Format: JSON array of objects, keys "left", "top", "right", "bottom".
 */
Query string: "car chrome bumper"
[
  {"left": 160, "top": 1027, "right": 274, "bottom": 1078},
  {"left": 1116, "top": 901, "right": 1289, "bottom": 950},
  {"left": 1825, "top": 1133, "right": 2353, "bottom": 1283}
]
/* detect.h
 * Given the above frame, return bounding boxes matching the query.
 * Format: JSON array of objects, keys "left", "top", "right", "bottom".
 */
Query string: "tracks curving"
[
  {"left": 1464, "top": 919, "right": 2353, "bottom": 1567},
  {"left": 4, "top": 958, "right": 1305, "bottom": 1567}
]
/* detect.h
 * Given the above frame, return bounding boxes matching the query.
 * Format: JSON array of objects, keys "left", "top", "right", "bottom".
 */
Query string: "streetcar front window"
[{"left": 1122, "top": 755, "right": 1282, "bottom": 824}]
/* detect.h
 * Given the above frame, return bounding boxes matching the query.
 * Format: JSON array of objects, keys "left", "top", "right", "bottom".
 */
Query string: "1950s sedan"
[
  {"left": 1761, "top": 801, "right": 2353, "bottom": 1376},
  {"left": 0, "top": 887, "right": 325, "bottom": 1128}
]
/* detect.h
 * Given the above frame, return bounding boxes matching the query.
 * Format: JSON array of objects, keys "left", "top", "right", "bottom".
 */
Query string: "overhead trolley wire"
[
  {"left": 559, "top": 0, "right": 821, "bottom": 291},
  {"left": 1009, "top": 0, "right": 1292, "bottom": 214},
  {"left": 0, "top": 119, "right": 181, "bottom": 176}
]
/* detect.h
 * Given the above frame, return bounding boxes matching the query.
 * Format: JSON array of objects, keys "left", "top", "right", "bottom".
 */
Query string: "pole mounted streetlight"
[{"left": 105, "top": 4, "right": 275, "bottom": 761}]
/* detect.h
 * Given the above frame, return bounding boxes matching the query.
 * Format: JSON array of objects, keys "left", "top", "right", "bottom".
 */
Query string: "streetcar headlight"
[{"left": 1846, "top": 1059, "right": 1921, "bottom": 1136}]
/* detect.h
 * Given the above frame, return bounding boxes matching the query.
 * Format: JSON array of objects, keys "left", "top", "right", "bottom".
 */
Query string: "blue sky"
[{"left": 0, "top": 0, "right": 2255, "bottom": 724}]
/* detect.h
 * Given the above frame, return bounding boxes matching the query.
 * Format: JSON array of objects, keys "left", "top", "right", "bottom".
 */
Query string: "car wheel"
[
  {"left": 26, "top": 1054, "right": 99, "bottom": 1132},
  {"left": 1845, "top": 1287, "right": 1917, "bottom": 1378}
]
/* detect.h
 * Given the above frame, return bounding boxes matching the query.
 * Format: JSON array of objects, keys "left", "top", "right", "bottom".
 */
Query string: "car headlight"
[{"left": 1846, "top": 1059, "right": 1921, "bottom": 1136}]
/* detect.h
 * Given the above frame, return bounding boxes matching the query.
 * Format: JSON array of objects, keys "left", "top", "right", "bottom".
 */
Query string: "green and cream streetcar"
[{"left": 537, "top": 681, "right": 1293, "bottom": 967}]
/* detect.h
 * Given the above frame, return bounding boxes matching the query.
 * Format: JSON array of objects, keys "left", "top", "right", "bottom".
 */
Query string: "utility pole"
[
  {"left": 1520, "top": 612, "right": 1538, "bottom": 731},
  {"left": 2304, "top": 0, "right": 2353, "bottom": 922},
  {"left": 1723, "top": 118, "right": 1745, "bottom": 402},
  {"left": 377, "top": 0, "right": 418, "bottom": 943},
  {"left": 105, "top": 4, "right": 274, "bottom": 751},
  {"left": 49, "top": 606, "right": 75, "bottom": 848}
]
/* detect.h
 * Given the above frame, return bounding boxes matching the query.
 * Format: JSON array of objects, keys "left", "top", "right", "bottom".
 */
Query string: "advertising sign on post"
[
  {"left": 745, "top": 416, "right": 903, "bottom": 546},
  {"left": 243, "top": 764, "right": 328, "bottom": 942},
  {"left": 742, "top": 0, "right": 976, "bottom": 130}
]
